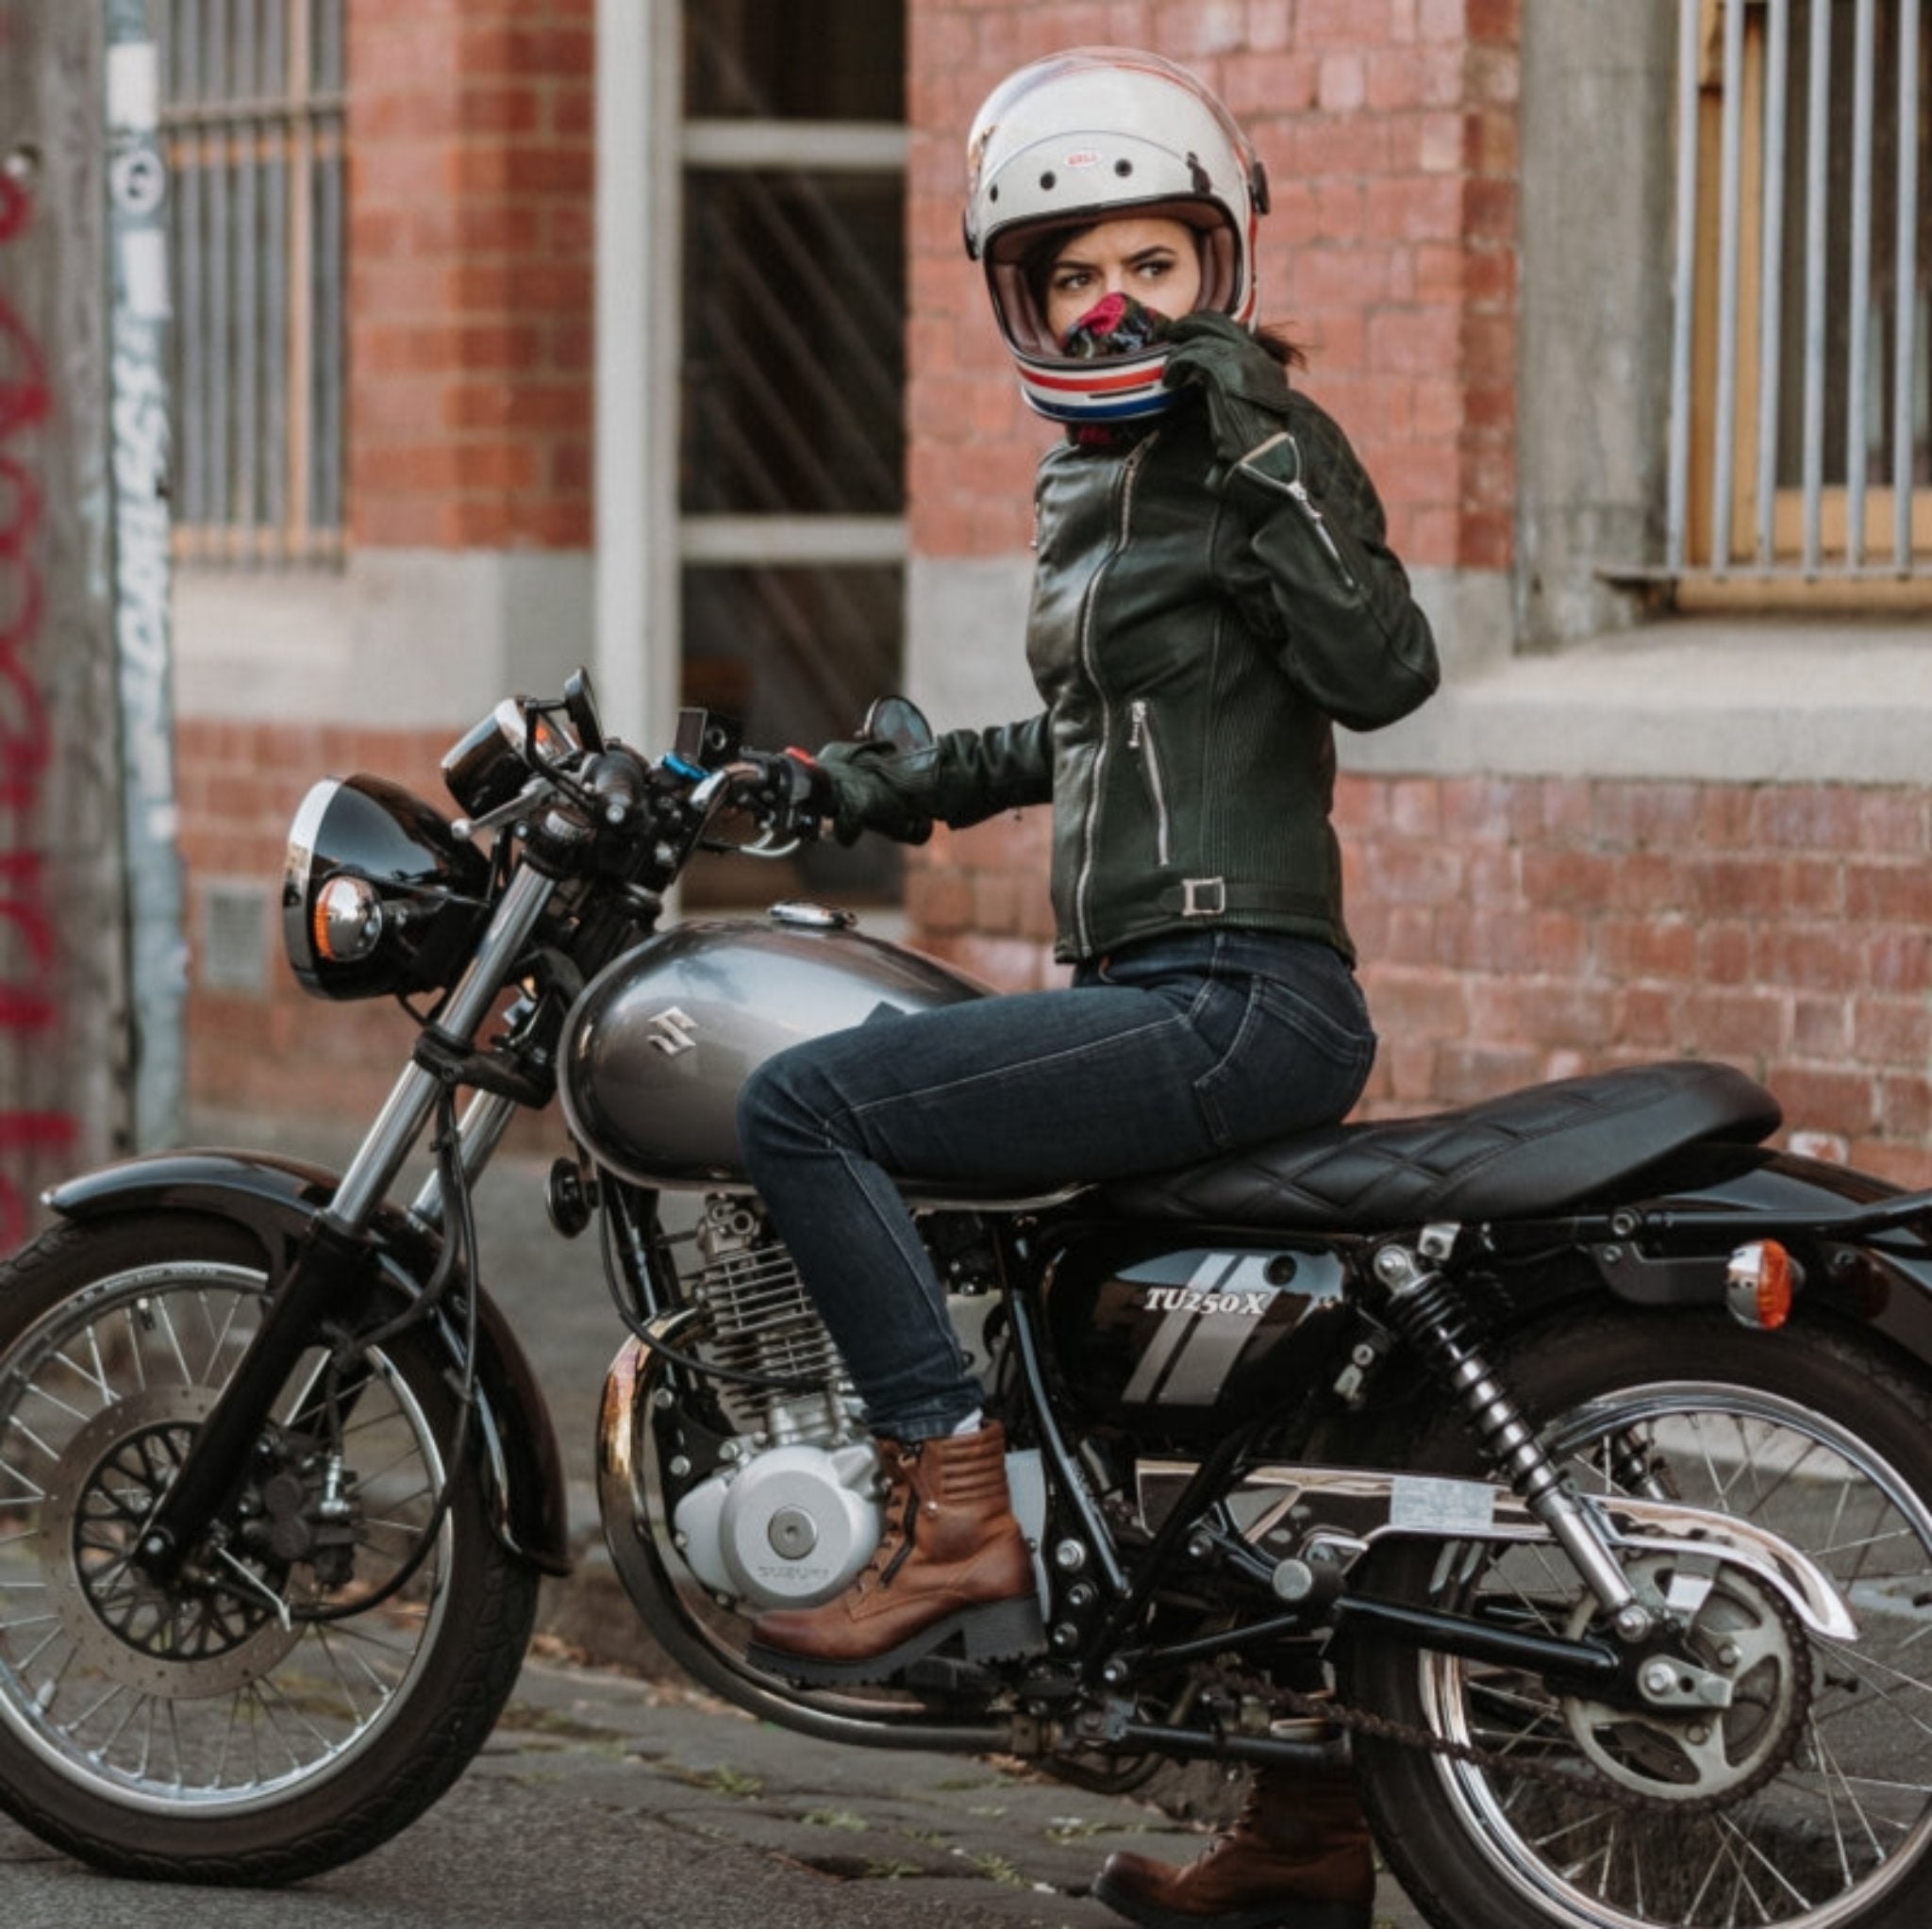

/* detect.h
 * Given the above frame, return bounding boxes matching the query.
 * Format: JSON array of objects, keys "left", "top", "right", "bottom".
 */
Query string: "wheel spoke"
[
  {"left": 5, "top": 1414, "right": 61, "bottom": 1462},
  {"left": 312, "top": 1623, "right": 385, "bottom": 1724},
  {"left": 20, "top": 1379, "right": 92, "bottom": 1426},
  {"left": 1807, "top": 1716, "right": 1887, "bottom": 1872},
  {"left": 1810, "top": 1635, "right": 1932, "bottom": 1728},
  {"left": 0, "top": 1456, "right": 46, "bottom": 1502},
  {"left": 149, "top": 1295, "right": 194, "bottom": 1386},
  {"left": 194, "top": 1289, "right": 246, "bottom": 1384},
  {"left": 119, "top": 1306, "right": 149, "bottom": 1393},
  {"left": 1714, "top": 1806, "right": 1815, "bottom": 1914}
]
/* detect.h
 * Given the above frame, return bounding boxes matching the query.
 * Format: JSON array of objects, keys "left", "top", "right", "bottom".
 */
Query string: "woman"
[{"left": 740, "top": 50, "right": 1437, "bottom": 1929}]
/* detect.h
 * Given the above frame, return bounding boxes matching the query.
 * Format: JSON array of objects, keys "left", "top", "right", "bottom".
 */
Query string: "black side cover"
[{"left": 1102, "top": 1059, "right": 1782, "bottom": 1233}]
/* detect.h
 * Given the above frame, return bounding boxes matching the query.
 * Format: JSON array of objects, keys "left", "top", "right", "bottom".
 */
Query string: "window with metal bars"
[
  {"left": 158, "top": 0, "right": 344, "bottom": 566},
  {"left": 677, "top": 0, "right": 908, "bottom": 905},
  {"left": 1667, "top": 0, "right": 1930, "bottom": 597}
]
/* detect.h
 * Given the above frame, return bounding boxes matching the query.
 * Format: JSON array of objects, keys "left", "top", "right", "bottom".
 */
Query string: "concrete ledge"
[
  {"left": 175, "top": 548, "right": 594, "bottom": 730},
  {"left": 911, "top": 554, "right": 1932, "bottom": 791},
  {"left": 1341, "top": 617, "right": 1932, "bottom": 788}
]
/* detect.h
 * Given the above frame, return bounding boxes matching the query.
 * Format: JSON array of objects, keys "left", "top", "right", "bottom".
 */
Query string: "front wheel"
[
  {"left": 0, "top": 1214, "right": 540, "bottom": 1883},
  {"left": 1340, "top": 1310, "right": 1932, "bottom": 1929}
]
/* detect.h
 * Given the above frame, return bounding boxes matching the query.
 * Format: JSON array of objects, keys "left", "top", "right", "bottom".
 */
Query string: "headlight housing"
[{"left": 282, "top": 775, "right": 491, "bottom": 1000}]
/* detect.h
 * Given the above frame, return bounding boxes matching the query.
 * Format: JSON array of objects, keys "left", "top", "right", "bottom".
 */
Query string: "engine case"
[{"left": 675, "top": 1441, "right": 882, "bottom": 1607}]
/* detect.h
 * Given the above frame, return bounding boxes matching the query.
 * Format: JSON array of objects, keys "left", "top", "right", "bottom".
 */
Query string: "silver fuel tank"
[{"left": 558, "top": 906, "right": 990, "bottom": 1188}]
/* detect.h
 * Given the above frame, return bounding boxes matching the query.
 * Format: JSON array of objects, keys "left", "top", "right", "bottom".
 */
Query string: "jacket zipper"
[
  {"left": 1074, "top": 434, "right": 1157, "bottom": 956},
  {"left": 1127, "top": 699, "right": 1172, "bottom": 867},
  {"left": 1286, "top": 475, "right": 1355, "bottom": 590},
  {"left": 1251, "top": 432, "right": 1358, "bottom": 595}
]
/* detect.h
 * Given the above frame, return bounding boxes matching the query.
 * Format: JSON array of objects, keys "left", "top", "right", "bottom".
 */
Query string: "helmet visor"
[{"left": 986, "top": 200, "right": 1241, "bottom": 363}]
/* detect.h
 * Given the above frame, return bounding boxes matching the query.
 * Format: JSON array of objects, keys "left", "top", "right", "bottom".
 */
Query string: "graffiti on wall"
[
  {"left": 0, "top": 165, "right": 78, "bottom": 1248},
  {"left": 105, "top": 12, "right": 184, "bottom": 1156}
]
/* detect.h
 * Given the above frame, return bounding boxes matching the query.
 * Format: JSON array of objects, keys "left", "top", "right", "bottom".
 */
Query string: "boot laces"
[
  {"left": 857, "top": 1442, "right": 923, "bottom": 1593},
  {"left": 876, "top": 1486, "right": 921, "bottom": 1587}
]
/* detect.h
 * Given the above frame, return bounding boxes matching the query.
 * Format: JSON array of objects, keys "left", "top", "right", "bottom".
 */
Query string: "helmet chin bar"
[{"left": 1013, "top": 345, "right": 1177, "bottom": 426}]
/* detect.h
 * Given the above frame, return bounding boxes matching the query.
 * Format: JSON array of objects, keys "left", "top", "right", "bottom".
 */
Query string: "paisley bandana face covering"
[
  {"left": 1059, "top": 291, "right": 1172, "bottom": 359},
  {"left": 1058, "top": 294, "right": 1174, "bottom": 445}
]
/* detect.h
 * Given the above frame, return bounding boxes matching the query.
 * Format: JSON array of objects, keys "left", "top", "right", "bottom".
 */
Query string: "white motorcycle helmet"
[{"left": 963, "top": 47, "right": 1270, "bottom": 425}]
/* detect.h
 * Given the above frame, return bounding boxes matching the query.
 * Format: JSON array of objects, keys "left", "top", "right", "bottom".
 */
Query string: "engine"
[{"left": 669, "top": 1198, "right": 886, "bottom": 1611}]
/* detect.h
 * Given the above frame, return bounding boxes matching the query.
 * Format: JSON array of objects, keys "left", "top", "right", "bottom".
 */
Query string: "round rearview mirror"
[{"left": 859, "top": 694, "right": 935, "bottom": 755}]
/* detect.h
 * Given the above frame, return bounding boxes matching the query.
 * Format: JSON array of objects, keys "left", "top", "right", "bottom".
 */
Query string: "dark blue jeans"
[{"left": 736, "top": 929, "right": 1375, "bottom": 1442}]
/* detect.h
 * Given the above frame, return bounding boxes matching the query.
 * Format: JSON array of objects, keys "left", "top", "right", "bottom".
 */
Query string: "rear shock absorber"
[{"left": 1372, "top": 1228, "right": 1652, "bottom": 1640}]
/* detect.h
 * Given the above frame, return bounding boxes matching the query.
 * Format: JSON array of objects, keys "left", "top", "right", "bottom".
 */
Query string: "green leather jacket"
[{"left": 827, "top": 374, "right": 1439, "bottom": 965}]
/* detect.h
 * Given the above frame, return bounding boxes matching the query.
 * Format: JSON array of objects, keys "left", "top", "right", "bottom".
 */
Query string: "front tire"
[
  {"left": 0, "top": 1214, "right": 540, "bottom": 1883},
  {"left": 1340, "top": 1310, "right": 1932, "bottom": 1929}
]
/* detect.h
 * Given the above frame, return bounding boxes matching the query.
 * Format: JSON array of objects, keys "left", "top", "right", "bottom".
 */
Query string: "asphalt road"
[{"left": 0, "top": 1652, "right": 1429, "bottom": 1929}]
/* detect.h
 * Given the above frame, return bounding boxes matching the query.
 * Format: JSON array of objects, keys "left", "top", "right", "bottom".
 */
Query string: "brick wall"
[
  {"left": 181, "top": 721, "right": 459, "bottom": 1123},
  {"left": 346, "top": 0, "right": 594, "bottom": 549},
  {"left": 908, "top": 781, "right": 1932, "bottom": 1189},
  {"left": 1341, "top": 775, "right": 1932, "bottom": 1186},
  {"left": 175, "top": 2, "right": 1932, "bottom": 1192}
]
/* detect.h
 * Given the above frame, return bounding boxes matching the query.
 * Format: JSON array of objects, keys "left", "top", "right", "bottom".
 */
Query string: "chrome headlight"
[{"left": 282, "top": 775, "right": 491, "bottom": 1000}]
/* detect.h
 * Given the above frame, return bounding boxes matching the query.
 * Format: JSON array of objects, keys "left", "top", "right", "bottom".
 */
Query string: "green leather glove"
[
  {"left": 814, "top": 739, "right": 935, "bottom": 848},
  {"left": 1160, "top": 310, "right": 1292, "bottom": 469}
]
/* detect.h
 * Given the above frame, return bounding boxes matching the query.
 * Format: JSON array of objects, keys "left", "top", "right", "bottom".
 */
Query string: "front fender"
[{"left": 45, "top": 1150, "right": 572, "bottom": 1576}]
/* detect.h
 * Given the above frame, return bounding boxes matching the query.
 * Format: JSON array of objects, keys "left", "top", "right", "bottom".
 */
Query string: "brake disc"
[{"left": 36, "top": 1385, "right": 306, "bottom": 1700}]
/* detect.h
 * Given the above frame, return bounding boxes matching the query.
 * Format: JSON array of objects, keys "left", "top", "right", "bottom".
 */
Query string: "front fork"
[{"left": 135, "top": 865, "right": 558, "bottom": 1581}]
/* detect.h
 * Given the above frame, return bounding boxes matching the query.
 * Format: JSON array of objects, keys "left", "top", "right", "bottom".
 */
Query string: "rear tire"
[
  {"left": 1340, "top": 1310, "right": 1932, "bottom": 1929},
  {"left": 0, "top": 1213, "right": 540, "bottom": 1883}
]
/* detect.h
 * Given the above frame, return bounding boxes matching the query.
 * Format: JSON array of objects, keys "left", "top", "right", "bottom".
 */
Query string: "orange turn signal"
[{"left": 1725, "top": 1239, "right": 1796, "bottom": 1330}]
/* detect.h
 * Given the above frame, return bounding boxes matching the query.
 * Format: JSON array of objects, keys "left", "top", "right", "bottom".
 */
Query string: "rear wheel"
[
  {"left": 0, "top": 1214, "right": 539, "bottom": 1883},
  {"left": 1340, "top": 1311, "right": 1932, "bottom": 1929}
]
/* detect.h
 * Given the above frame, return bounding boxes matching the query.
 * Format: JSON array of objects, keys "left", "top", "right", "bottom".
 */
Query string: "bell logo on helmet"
[{"left": 1063, "top": 148, "right": 1102, "bottom": 169}]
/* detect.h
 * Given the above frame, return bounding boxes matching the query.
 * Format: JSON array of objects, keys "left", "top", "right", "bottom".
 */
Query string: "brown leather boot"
[
  {"left": 746, "top": 1422, "right": 1043, "bottom": 1687},
  {"left": 1093, "top": 1744, "right": 1374, "bottom": 1929}
]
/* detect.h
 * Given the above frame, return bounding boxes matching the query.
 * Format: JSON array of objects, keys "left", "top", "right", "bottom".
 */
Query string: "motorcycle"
[{"left": 4, "top": 672, "right": 1932, "bottom": 1929}]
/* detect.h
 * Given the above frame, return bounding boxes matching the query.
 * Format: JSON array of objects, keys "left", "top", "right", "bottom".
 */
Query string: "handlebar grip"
[{"left": 584, "top": 749, "right": 647, "bottom": 825}]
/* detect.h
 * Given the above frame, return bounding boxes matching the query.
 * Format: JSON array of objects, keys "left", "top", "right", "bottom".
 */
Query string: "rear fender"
[{"left": 44, "top": 1150, "right": 572, "bottom": 1576}]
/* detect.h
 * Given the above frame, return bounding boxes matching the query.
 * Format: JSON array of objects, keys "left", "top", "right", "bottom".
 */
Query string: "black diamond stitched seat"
[{"left": 1100, "top": 1060, "right": 1782, "bottom": 1234}]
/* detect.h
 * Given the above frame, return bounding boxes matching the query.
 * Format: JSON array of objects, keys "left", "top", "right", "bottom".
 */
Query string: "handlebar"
[{"left": 452, "top": 719, "right": 819, "bottom": 886}]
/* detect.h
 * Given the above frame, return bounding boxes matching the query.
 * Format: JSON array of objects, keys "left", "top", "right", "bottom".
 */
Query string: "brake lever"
[
  {"left": 684, "top": 757, "right": 813, "bottom": 857},
  {"left": 737, "top": 828, "right": 803, "bottom": 860},
  {"left": 452, "top": 773, "right": 555, "bottom": 841}
]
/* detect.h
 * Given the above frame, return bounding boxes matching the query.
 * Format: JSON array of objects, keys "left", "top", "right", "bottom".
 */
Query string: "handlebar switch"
[{"left": 583, "top": 749, "right": 648, "bottom": 827}]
